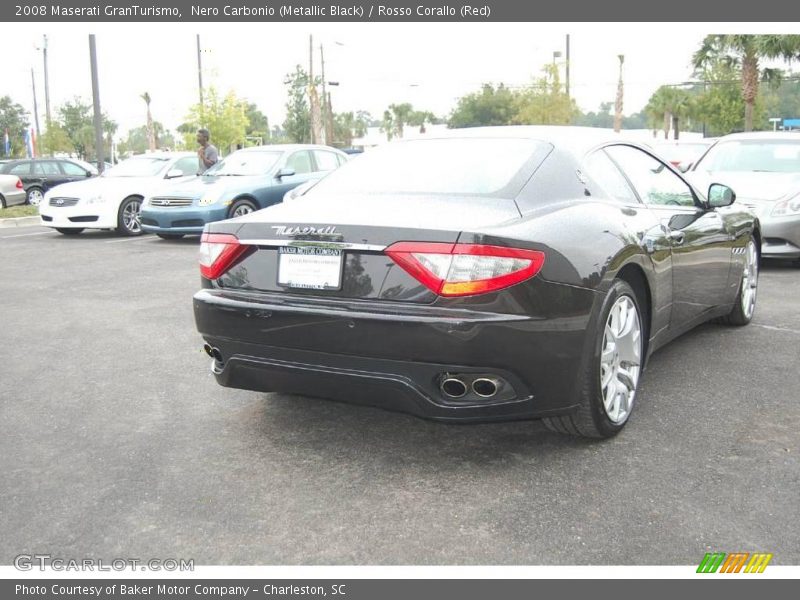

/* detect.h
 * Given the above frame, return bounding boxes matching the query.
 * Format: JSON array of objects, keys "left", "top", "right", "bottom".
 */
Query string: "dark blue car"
[{"left": 140, "top": 144, "right": 348, "bottom": 239}]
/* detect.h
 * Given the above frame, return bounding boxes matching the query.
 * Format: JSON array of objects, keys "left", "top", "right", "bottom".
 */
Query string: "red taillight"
[
  {"left": 15, "top": 178, "right": 23, "bottom": 190},
  {"left": 385, "top": 242, "right": 545, "bottom": 297},
  {"left": 199, "top": 233, "right": 249, "bottom": 279}
]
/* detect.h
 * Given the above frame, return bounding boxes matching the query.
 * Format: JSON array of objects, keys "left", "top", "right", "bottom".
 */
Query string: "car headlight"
[{"left": 772, "top": 195, "right": 800, "bottom": 217}]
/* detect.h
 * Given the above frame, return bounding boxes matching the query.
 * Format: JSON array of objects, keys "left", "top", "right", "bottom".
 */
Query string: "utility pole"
[
  {"left": 320, "top": 44, "right": 327, "bottom": 145},
  {"left": 88, "top": 35, "right": 105, "bottom": 172},
  {"left": 196, "top": 35, "right": 204, "bottom": 122},
  {"left": 565, "top": 34, "right": 570, "bottom": 99},
  {"left": 30, "top": 68, "right": 41, "bottom": 141},
  {"left": 308, "top": 35, "right": 322, "bottom": 144},
  {"left": 43, "top": 35, "right": 51, "bottom": 125}
]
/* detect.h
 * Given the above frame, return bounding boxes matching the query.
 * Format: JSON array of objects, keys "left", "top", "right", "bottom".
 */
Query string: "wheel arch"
[{"left": 614, "top": 262, "right": 653, "bottom": 360}]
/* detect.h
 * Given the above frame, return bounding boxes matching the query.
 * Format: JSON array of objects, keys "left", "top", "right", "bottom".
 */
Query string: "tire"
[
  {"left": 156, "top": 233, "right": 185, "bottom": 240},
  {"left": 56, "top": 228, "right": 84, "bottom": 235},
  {"left": 228, "top": 199, "right": 257, "bottom": 219},
  {"left": 26, "top": 187, "right": 44, "bottom": 206},
  {"left": 544, "top": 279, "right": 645, "bottom": 438},
  {"left": 0, "top": 194, "right": 6, "bottom": 209},
  {"left": 718, "top": 237, "right": 759, "bottom": 326},
  {"left": 116, "top": 196, "right": 143, "bottom": 236}
]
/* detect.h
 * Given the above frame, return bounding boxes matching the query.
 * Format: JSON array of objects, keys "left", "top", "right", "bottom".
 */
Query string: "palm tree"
[
  {"left": 141, "top": 92, "right": 155, "bottom": 152},
  {"left": 613, "top": 55, "right": 624, "bottom": 133},
  {"left": 693, "top": 35, "right": 800, "bottom": 131},
  {"left": 645, "top": 86, "right": 673, "bottom": 139},
  {"left": 388, "top": 103, "right": 413, "bottom": 138}
]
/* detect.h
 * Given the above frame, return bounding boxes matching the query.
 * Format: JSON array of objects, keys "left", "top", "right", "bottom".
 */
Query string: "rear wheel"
[
  {"left": 228, "top": 199, "right": 257, "bottom": 219},
  {"left": 719, "top": 238, "right": 758, "bottom": 326},
  {"left": 544, "top": 279, "right": 644, "bottom": 438},
  {"left": 156, "top": 233, "right": 185, "bottom": 240},
  {"left": 0, "top": 194, "right": 6, "bottom": 209},
  {"left": 55, "top": 228, "right": 84, "bottom": 235},
  {"left": 26, "top": 187, "right": 44, "bottom": 206},
  {"left": 117, "top": 196, "right": 143, "bottom": 236}
]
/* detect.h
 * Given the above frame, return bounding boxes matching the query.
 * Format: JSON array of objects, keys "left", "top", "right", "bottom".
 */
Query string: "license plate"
[{"left": 278, "top": 246, "right": 343, "bottom": 290}]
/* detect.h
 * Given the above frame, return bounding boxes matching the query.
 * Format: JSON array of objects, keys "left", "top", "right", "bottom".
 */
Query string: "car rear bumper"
[
  {"left": 193, "top": 285, "right": 599, "bottom": 422},
  {"left": 2, "top": 190, "right": 26, "bottom": 206},
  {"left": 141, "top": 205, "right": 227, "bottom": 234}
]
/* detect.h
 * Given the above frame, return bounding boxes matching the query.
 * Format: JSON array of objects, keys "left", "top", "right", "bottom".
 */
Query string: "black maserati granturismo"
[{"left": 193, "top": 127, "right": 759, "bottom": 438}]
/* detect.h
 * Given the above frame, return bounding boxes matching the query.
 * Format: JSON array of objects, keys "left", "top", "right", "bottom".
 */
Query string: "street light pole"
[
  {"left": 30, "top": 68, "right": 41, "bottom": 141},
  {"left": 88, "top": 35, "right": 105, "bottom": 172},
  {"left": 196, "top": 35, "right": 204, "bottom": 120},
  {"left": 43, "top": 35, "right": 51, "bottom": 125}
]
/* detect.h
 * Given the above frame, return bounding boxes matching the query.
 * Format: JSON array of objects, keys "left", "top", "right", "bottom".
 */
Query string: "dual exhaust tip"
[
  {"left": 441, "top": 376, "right": 500, "bottom": 399},
  {"left": 203, "top": 344, "right": 223, "bottom": 363}
]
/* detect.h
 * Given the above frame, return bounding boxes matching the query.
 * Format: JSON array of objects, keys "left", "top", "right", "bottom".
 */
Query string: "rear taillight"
[
  {"left": 199, "top": 233, "right": 248, "bottom": 279},
  {"left": 15, "top": 178, "right": 23, "bottom": 190},
  {"left": 386, "top": 242, "right": 545, "bottom": 297}
]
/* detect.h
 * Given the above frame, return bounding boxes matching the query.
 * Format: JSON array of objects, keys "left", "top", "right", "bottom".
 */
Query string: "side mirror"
[
  {"left": 85, "top": 170, "right": 93, "bottom": 177},
  {"left": 165, "top": 169, "right": 184, "bottom": 179},
  {"left": 708, "top": 183, "right": 736, "bottom": 208},
  {"left": 276, "top": 167, "right": 296, "bottom": 179}
]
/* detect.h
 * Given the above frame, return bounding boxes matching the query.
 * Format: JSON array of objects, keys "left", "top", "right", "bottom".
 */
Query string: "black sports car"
[{"left": 193, "top": 127, "right": 759, "bottom": 438}]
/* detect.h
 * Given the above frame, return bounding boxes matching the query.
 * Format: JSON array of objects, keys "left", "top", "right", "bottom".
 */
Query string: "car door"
[
  {"left": 605, "top": 144, "right": 733, "bottom": 328},
  {"left": 269, "top": 150, "right": 316, "bottom": 204},
  {"left": 33, "top": 160, "right": 67, "bottom": 191}
]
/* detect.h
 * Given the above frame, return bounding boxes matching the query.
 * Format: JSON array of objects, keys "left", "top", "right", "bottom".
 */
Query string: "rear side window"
[
  {"left": 61, "top": 161, "right": 88, "bottom": 176},
  {"left": 583, "top": 150, "right": 638, "bottom": 203},
  {"left": 34, "top": 161, "right": 61, "bottom": 176},
  {"left": 311, "top": 138, "right": 552, "bottom": 198},
  {"left": 8, "top": 162, "right": 30, "bottom": 175},
  {"left": 313, "top": 150, "right": 340, "bottom": 173}
]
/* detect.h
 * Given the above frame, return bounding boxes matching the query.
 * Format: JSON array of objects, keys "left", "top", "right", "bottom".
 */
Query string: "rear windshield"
[
  {"left": 309, "top": 138, "right": 552, "bottom": 198},
  {"left": 696, "top": 139, "right": 800, "bottom": 173}
]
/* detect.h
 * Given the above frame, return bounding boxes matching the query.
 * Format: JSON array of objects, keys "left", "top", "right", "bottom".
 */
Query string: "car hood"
[
  {"left": 156, "top": 175, "right": 269, "bottom": 199},
  {"left": 689, "top": 170, "right": 800, "bottom": 202},
  {"left": 47, "top": 175, "right": 172, "bottom": 198}
]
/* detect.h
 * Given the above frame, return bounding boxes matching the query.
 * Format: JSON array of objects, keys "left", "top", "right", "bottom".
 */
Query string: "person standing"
[{"left": 196, "top": 128, "right": 219, "bottom": 175}]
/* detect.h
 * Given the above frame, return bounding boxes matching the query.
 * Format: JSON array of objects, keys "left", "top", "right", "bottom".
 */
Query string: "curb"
[{"left": 0, "top": 216, "right": 41, "bottom": 229}]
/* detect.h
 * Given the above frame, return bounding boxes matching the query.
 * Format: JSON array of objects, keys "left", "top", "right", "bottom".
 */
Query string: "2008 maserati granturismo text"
[{"left": 193, "top": 127, "right": 759, "bottom": 438}]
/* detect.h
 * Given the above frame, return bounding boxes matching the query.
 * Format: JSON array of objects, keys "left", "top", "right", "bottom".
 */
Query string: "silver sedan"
[{"left": 0, "top": 174, "right": 26, "bottom": 209}]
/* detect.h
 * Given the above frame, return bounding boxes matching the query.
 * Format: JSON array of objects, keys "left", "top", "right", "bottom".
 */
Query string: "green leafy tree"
[
  {"left": 183, "top": 87, "right": 249, "bottom": 154},
  {"left": 693, "top": 35, "right": 800, "bottom": 131},
  {"left": 245, "top": 103, "right": 270, "bottom": 142},
  {"left": 0, "top": 96, "right": 31, "bottom": 158},
  {"left": 514, "top": 64, "right": 578, "bottom": 125},
  {"left": 283, "top": 66, "right": 311, "bottom": 144},
  {"left": 388, "top": 103, "right": 413, "bottom": 138},
  {"left": 119, "top": 123, "right": 175, "bottom": 155},
  {"left": 380, "top": 110, "right": 394, "bottom": 141},
  {"left": 39, "top": 123, "right": 74, "bottom": 156},
  {"left": 57, "top": 98, "right": 116, "bottom": 159},
  {"left": 448, "top": 84, "right": 519, "bottom": 128}
]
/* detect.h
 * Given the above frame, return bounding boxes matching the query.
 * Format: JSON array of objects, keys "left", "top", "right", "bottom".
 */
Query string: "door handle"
[{"left": 668, "top": 230, "right": 686, "bottom": 244}]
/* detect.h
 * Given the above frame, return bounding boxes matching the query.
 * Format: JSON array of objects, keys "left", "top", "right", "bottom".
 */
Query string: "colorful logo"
[{"left": 697, "top": 552, "right": 773, "bottom": 573}]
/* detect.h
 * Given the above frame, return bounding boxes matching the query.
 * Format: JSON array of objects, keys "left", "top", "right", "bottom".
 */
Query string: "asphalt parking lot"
[{"left": 1, "top": 225, "right": 799, "bottom": 565}]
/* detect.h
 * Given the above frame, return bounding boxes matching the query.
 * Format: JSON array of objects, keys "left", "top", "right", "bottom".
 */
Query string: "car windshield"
[
  {"left": 696, "top": 139, "right": 800, "bottom": 173},
  {"left": 205, "top": 151, "right": 283, "bottom": 176},
  {"left": 103, "top": 157, "right": 171, "bottom": 177},
  {"left": 309, "top": 138, "right": 551, "bottom": 197}
]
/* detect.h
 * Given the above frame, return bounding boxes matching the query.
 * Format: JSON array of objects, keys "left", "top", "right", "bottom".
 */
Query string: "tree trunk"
[
  {"left": 663, "top": 112, "right": 671, "bottom": 139},
  {"left": 741, "top": 54, "right": 759, "bottom": 132},
  {"left": 673, "top": 115, "right": 680, "bottom": 140}
]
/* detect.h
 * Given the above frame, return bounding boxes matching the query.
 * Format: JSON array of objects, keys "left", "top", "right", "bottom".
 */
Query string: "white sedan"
[{"left": 39, "top": 152, "right": 198, "bottom": 235}]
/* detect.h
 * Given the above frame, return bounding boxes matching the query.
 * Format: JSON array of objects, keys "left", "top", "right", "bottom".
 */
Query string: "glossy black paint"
[{"left": 193, "top": 127, "right": 759, "bottom": 421}]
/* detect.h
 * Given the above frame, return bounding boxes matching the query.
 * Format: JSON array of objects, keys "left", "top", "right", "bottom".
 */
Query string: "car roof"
[
  {"left": 124, "top": 152, "right": 195, "bottom": 159},
  {"left": 236, "top": 144, "right": 344, "bottom": 153},
  {"left": 714, "top": 131, "right": 800, "bottom": 142},
  {"left": 397, "top": 125, "right": 648, "bottom": 155}
]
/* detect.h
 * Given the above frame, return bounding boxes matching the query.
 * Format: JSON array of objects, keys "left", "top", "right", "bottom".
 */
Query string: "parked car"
[
  {"left": 193, "top": 126, "right": 759, "bottom": 438},
  {"left": 0, "top": 158, "right": 100, "bottom": 205},
  {"left": 141, "top": 145, "right": 347, "bottom": 239},
  {"left": 651, "top": 139, "right": 715, "bottom": 172},
  {"left": 0, "top": 174, "right": 26, "bottom": 209},
  {"left": 687, "top": 132, "right": 800, "bottom": 263},
  {"left": 38, "top": 152, "right": 197, "bottom": 236}
]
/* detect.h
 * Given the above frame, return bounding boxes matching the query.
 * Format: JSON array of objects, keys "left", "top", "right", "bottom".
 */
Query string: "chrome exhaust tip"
[
  {"left": 441, "top": 377, "right": 468, "bottom": 399},
  {"left": 472, "top": 377, "right": 499, "bottom": 398},
  {"left": 204, "top": 344, "right": 223, "bottom": 363}
]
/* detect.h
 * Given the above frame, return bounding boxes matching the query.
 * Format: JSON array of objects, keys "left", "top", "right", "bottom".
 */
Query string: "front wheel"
[
  {"left": 719, "top": 238, "right": 759, "bottom": 326},
  {"left": 117, "top": 196, "right": 143, "bottom": 236},
  {"left": 544, "top": 279, "right": 645, "bottom": 438},
  {"left": 228, "top": 199, "right": 257, "bottom": 219}
]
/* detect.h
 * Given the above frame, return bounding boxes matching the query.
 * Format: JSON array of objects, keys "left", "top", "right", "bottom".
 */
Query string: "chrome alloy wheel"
[
  {"left": 741, "top": 240, "right": 758, "bottom": 319},
  {"left": 233, "top": 203, "right": 254, "bottom": 217},
  {"left": 600, "top": 295, "right": 642, "bottom": 424},
  {"left": 123, "top": 199, "right": 142, "bottom": 233},
  {"left": 28, "top": 188, "right": 44, "bottom": 205}
]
